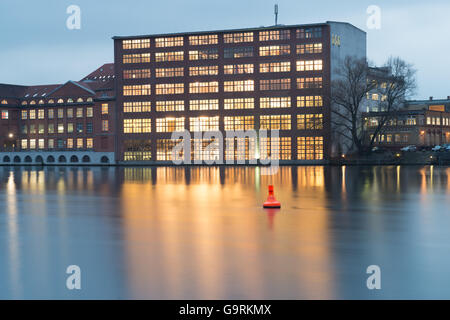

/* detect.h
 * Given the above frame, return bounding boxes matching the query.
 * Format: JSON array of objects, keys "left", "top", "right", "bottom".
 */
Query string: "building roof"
[
  {"left": 112, "top": 21, "right": 339, "bottom": 40},
  {"left": 81, "top": 63, "right": 115, "bottom": 81}
]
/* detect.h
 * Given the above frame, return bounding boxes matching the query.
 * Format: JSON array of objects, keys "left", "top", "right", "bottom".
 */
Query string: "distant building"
[
  {"left": 0, "top": 64, "right": 116, "bottom": 164},
  {"left": 364, "top": 97, "right": 450, "bottom": 149}
]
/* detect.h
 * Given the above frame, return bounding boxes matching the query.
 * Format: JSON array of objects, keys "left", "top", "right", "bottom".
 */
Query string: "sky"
[{"left": 0, "top": 0, "right": 449, "bottom": 99}]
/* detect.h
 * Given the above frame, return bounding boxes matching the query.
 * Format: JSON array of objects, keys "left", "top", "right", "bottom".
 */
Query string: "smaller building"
[{"left": 364, "top": 97, "right": 450, "bottom": 149}]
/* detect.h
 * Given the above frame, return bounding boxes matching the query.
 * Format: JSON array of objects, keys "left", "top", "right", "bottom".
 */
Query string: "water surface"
[{"left": 0, "top": 165, "right": 449, "bottom": 299}]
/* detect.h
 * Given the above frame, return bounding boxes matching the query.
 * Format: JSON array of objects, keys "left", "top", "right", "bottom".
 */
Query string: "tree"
[{"left": 330, "top": 56, "right": 416, "bottom": 155}]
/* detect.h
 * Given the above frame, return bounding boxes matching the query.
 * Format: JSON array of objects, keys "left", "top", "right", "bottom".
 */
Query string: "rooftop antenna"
[{"left": 274, "top": 4, "right": 279, "bottom": 26}]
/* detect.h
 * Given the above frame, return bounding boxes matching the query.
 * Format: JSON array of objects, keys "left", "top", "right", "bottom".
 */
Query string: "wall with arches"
[{"left": 0, "top": 151, "right": 115, "bottom": 165}]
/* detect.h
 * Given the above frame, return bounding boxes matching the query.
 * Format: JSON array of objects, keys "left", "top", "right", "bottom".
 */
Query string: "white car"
[
  {"left": 432, "top": 145, "right": 443, "bottom": 152},
  {"left": 401, "top": 145, "right": 417, "bottom": 152}
]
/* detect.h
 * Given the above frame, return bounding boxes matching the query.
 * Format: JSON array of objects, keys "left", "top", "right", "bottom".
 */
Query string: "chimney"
[
  {"left": 447, "top": 96, "right": 450, "bottom": 100},
  {"left": 429, "top": 96, "right": 433, "bottom": 101}
]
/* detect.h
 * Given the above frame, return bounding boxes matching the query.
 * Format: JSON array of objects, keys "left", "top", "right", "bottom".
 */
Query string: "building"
[
  {"left": 364, "top": 97, "right": 450, "bottom": 149},
  {"left": 113, "top": 21, "right": 366, "bottom": 164},
  {"left": 0, "top": 64, "right": 116, "bottom": 165}
]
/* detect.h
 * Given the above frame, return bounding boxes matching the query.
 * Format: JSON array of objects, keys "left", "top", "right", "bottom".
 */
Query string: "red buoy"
[{"left": 263, "top": 185, "right": 281, "bottom": 208}]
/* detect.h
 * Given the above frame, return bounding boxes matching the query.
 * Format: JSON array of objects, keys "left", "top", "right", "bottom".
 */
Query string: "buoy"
[{"left": 263, "top": 185, "right": 281, "bottom": 208}]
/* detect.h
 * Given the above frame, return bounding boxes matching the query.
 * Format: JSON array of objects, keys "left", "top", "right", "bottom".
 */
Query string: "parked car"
[
  {"left": 401, "top": 145, "right": 417, "bottom": 152},
  {"left": 432, "top": 145, "right": 444, "bottom": 152},
  {"left": 372, "top": 146, "right": 388, "bottom": 153},
  {"left": 418, "top": 146, "right": 433, "bottom": 151}
]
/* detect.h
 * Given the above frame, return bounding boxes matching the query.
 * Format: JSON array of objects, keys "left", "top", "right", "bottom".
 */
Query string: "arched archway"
[
  {"left": 35, "top": 155, "right": 44, "bottom": 164},
  {"left": 47, "top": 155, "right": 55, "bottom": 163},
  {"left": 70, "top": 155, "right": 79, "bottom": 163},
  {"left": 3, "top": 155, "right": 10, "bottom": 163},
  {"left": 13, "top": 156, "right": 21, "bottom": 163},
  {"left": 82, "top": 155, "right": 91, "bottom": 163},
  {"left": 58, "top": 155, "right": 67, "bottom": 163},
  {"left": 100, "top": 156, "right": 110, "bottom": 164},
  {"left": 24, "top": 155, "right": 32, "bottom": 163}
]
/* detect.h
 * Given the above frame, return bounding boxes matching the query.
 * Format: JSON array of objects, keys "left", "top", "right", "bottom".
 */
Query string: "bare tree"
[
  {"left": 366, "top": 57, "right": 417, "bottom": 148},
  {"left": 330, "top": 56, "right": 416, "bottom": 155},
  {"left": 330, "top": 56, "right": 376, "bottom": 155}
]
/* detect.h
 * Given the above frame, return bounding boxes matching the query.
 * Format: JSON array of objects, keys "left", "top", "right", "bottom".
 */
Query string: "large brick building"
[{"left": 113, "top": 21, "right": 366, "bottom": 164}]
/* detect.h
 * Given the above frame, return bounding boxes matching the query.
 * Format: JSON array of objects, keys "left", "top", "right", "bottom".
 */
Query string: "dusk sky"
[{"left": 0, "top": 0, "right": 448, "bottom": 99}]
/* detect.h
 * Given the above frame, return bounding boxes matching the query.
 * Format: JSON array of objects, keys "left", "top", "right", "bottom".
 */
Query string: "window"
[
  {"left": 29, "top": 110, "right": 36, "bottom": 120},
  {"left": 123, "top": 84, "right": 151, "bottom": 96},
  {"left": 38, "top": 139, "right": 45, "bottom": 149},
  {"left": 223, "top": 64, "right": 254, "bottom": 74},
  {"left": 297, "top": 77, "right": 323, "bottom": 89},
  {"left": 29, "top": 124, "right": 36, "bottom": 134},
  {"left": 76, "top": 123, "right": 83, "bottom": 133},
  {"left": 224, "top": 98, "right": 254, "bottom": 110},
  {"left": 297, "top": 136, "right": 323, "bottom": 160},
  {"left": 86, "top": 123, "right": 93, "bottom": 133},
  {"left": 38, "top": 124, "right": 44, "bottom": 134},
  {"left": 189, "top": 49, "right": 218, "bottom": 60},
  {"left": 224, "top": 116, "right": 254, "bottom": 130},
  {"left": 296, "top": 60, "right": 323, "bottom": 71},
  {"left": 260, "top": 97, "right": 291, "bottom": 109},
  {"left": 260, "top": 115, "right": 291, "bottom": 130},
  {"left": 297, "top": 114, "right": 324, "bottom": 130},
  {"left": 259, "top": 29, "right": 290, "bottom": 41},
  {"left": 155, "top": 83, "right": 184, "bottom": 95},
  {"left": 155, "top": 100, "right": 184, "bottom": 112},
  {"left": 224, "top": 80, "right": 254, "bottom": 92},
  {"left": 259, "top": 61, "right": 290, "bottom": 73},
  {"left": 68, "top": 123, "right": 74, "bottom": 133},
  {"left": 225, "top": 137, "right": 256, "bottom": 161},
  {"left": 156, "top": 117, "right": 185, "bottom": 132},
  {"left": 296, "top": 27, "right": 322, "bottom": 39},
  {"left": 191, "top": 139, "right": 221, "bottom": 162},
  {"left": 58, "top": 123, "right": 64, "bottom": 133},
  {"left": 1, "top": 110, "right": 8, "bottom": 120},
  {"left": 122, "top": 38, "right": 150, "bottom": 49},
  {"left": 123, "top": 119, "right": 151, "bottom": 133},
  {"left": 102, "top": 120, "right": 109, "bottom": 131},
  {"left": 123, "top": 53, "right": 151, "bottom": 64},
  {"left": 189, "top": 81, "right": 219, "bottom": 93},
  {"left": 224, "top": 47, "right": 253, "bottom": 58},
  {"left": 21, "top": 110, "right": 27, "bottom": 120},
  {"left": 67, "top": 108, "right": 73, "bottom": 118},
  {"left": 76, "top": 108, "right": 83, "bottom": 118},
  {"left": 155, "top": 51, "right": 184, "bottom": 62},
  {"left": 29, "top": 139, "right": 36, "bottom": 149},
  {"left": 67, "top": 138, "right": 73, "bottom": 148},
  {"left": 101, "top": 103, "right": 109, "bottom": 114},
  {"left": 86, "top": 107, "right": 93, "bottom": 117},
  {"left": 297, "top": 96, "right": 323, "bottom": 107},
  {"left": 124, "top": 101, "right": 151, "bottom": 112},
  {"left": 260, "top": 78, "right": 291, "bottom": 91},
  {"left": 224, "top": 32, "right": 253, "bottom": 43},
  {"left": 77, "top": 138, "right": 83, "bottom": 149},
  {"left": 48, "top": 124, "right": 54, "bottom": 134},
  {"left": 189, "top": 65, "right": 218, "bottom": 76},
  {"left": 156, "top": 139, "right": 184, "bottom": 161},
  {"left": 38, "top": 109, "right": 44, "bottom": 119},
  {"left": 48, "top": 139, "right": 54, "bottom": 149},
  {"left": 155, "top": 67, "right": 184, "bottom": 78},
  {"left": 189, "top": 99, "right": 219, "bottom": 111},
  {"left": 297, "top": 43, "right": 322, "bottom": 54},
  {"left": 190, "top": 116, "right": 219, "bottom": 131},
  {"left": 123, "top": 69, "right": 151, "bottom": 79},
  {"left": 259, "top": 45, "right": 290, "bottom": 56},
  {"left": 260, "top": 137, "right": 291, "bottom": 160},
  {"left": 86, "top": 138, "right": 93, "bottom": 149},
  {"left": 48, "top": 109, "right": 54, "bottom": 119},
  {"left": 155, "top": 37, "right": 183, "bottom": 47},
  {"left": 21, "top": 139, "right": 28, "bottom": 149},
  {"left": 189, "top": 34, "right": 218, "bottom": 45},
  {"left": 124, "top": 140, "right": 152, "bottom": 161}
]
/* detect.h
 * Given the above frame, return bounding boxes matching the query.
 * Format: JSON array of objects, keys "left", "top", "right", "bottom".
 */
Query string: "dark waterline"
[{"left": 0, "top": 165, "right": 449, "bottom": 299}]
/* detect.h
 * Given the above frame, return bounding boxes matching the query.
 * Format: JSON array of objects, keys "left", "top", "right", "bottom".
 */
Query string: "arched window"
[
  {"left": 67, "top": 98, "right": 74, "bottom": 103},
  {"left": 48, "top": 99, "right": 55, "bottom": 104},
  {"left": 1, "top": 100, "right": 7, "bottom": 105},
  {"left": 21, "top": 101, "right": 28, "bottom": 105},
  {"left": 87, "top": 97, "right": 93, "bottom": 102},
  {"left": 77, "top": 98, "right": 84, "bottom": 102},
  {"left": 30, "top": 100, "right": 36, "bottom": 105},
  {"left": 38, "top": 100, "right": 44, "bottom": 104},
  {"left": 57, "top": 99, "right": 64, "bottom": 104}
]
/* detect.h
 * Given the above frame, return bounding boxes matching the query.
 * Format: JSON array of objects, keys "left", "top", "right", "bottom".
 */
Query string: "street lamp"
[{"left": 8, "top": 133, "right": 13, "bottom": 139}]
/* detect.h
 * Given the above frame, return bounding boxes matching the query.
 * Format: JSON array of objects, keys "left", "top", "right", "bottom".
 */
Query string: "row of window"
[
  {"left": 125, "top": 135, "right": 324, "bottom": 161},
  {"left": 21, "top": 138, "right": 94, "bottom": 150},
  {"left": 16, "top": 97, "right": 95, "bottom": 107},
  {"left": 14, "top": 104, "right": 109, "bottom": 121},
  {"left": 122, "top": 28, "right": 322, "bottom": 49},
  {"left": 20, "top": 121, "right": 108, "bottom": 134},
  {"left": 121, "top": 96, "right": 323, "bottom": 112},
  {"left": 122, "top": 44, "right": 323, "bottom": 63},
  {"left": 123, "top": 59, "right": 321, "bottom": 79},
  {"left": 122, "top": 77, "right": 323, "bottom": 96},
  {"left": 122, "top": 114, "right": 324, "bottom": 133}
]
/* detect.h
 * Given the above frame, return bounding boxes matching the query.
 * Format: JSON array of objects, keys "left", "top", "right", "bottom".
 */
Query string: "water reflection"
[{"left": 0, "top": 165, "right": 450, "bottom": 299}]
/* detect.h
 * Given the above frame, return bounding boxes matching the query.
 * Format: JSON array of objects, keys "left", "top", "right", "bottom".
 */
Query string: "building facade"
[
  {"left": 364, "top": 98, "right": 450, "bottom": 149},
  {"left": 0, "top": 64, "right": 116, "bottom": 164},
  {"left": 113, "top": 21, "right": 366, "bottom": 164}
]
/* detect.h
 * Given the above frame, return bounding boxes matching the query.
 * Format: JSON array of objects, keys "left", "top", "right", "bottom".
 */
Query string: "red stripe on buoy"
[{"left": 263, "top": 185, "right": 281, "bottom": 208}]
